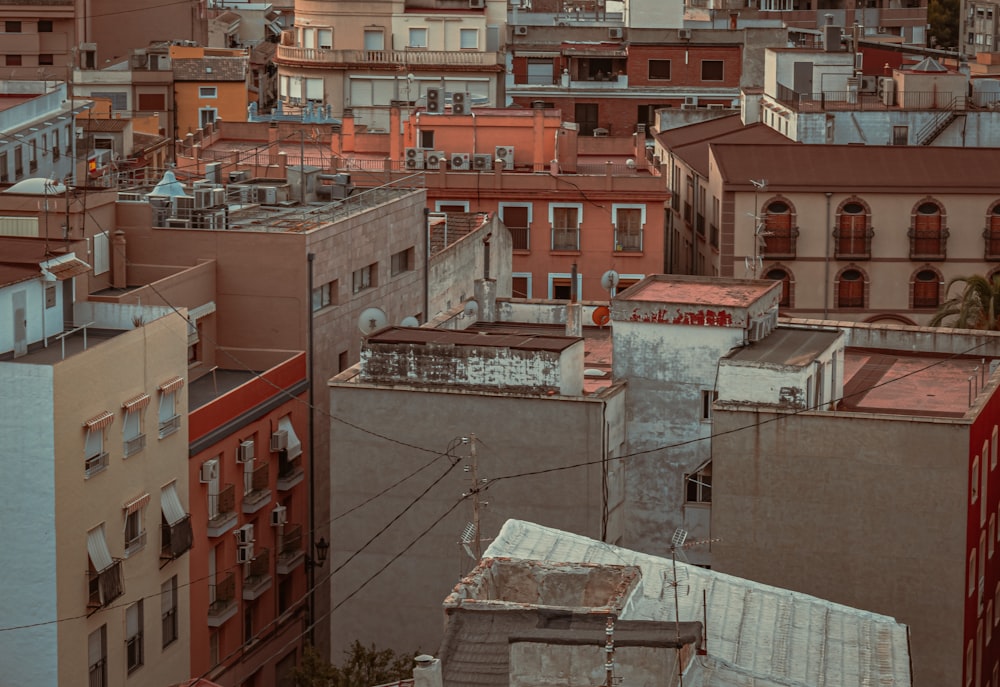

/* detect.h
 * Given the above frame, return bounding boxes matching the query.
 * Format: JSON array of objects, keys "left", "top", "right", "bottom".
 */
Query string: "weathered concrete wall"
[
  {"left": 510, "top": 642, "right": 680, "bottom": 687},
  {"left": 429, "top": 215, "right": 513, "bottom": 320},
  {"left": 327, "top": 381, "right": 624, "bottom": 656},
  {"left": 712, "top": 406, "right": 967, "bottom": 687}
]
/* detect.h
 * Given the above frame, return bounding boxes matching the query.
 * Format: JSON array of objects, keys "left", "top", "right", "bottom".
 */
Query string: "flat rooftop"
[
  {"left": 618, "top": 275, "right": 776, "bottom": 308},
  {"left": 367, "top": 325, "right": 581, "bottom": 353},
  {"left": 188, "top": 368, "right": 257, "bottom": 411},
  {"left": 2, "top": 327, "right": 121, "bottom": 365},
  {"left": 728, "top": 327, "right": 841, "bottom": 367}
]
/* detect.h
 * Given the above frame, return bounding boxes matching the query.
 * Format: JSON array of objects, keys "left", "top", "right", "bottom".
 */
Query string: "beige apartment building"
[{"left": 0, "top": 237, "right": 192, "bottom": 687}]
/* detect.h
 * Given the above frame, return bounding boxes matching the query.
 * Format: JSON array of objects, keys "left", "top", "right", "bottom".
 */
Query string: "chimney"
[
  {"left": 112, "top": 229, "right": 127, "bottom": 289},
  {"left": 565, "top": 262, "right": 582, "bottom": 337},
  {"left": 413, "top": 655, "right": 443, "bottom": 687},
  {"left": 823, "top": 15, "right": 841, "bottom": 52}
]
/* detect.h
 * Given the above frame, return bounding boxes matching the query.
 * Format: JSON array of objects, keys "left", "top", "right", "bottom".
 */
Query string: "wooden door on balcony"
[
  {"left": 500, "top": 205, "right": 529, "bottom": 250},
  {"left": 766, "top": 268, "right": 791, "bottom": 308},
  {"left": 764, "top": 202, "right": 793, "bottom": 256},
  {"left": 575, "top": 103, "right": 599, "bottom": 136},
  {"left": 838, "top": 205, "right": 867, "bottom": 256},
  {"left": 913, "top": 270, "right": 940, "bottom": 308},
  {"left": 914, "top": 203, "right": 942, "bottom": 255},
  {"left": 989, "top": 208, "right": 1000, "bottom": 257},
  {"left": 838, "top": 269, "right": 864, "bottom": 308}
]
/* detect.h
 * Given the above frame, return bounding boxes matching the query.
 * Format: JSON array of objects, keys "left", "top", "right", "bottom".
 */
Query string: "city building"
[
  {"left": 170, "top": 45, "right": 252, "bottom": 135},
  {"left": 0, "top": 233, "right": 192, "bottom": 687},
  {"left": 0, "top": 81, "right": 84, "bottom": 185}
]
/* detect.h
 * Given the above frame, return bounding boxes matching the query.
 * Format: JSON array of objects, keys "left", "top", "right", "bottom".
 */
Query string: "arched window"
[
  {"left": 766, "top": 267, "right": 792, "bottom": 308},
  {"left": 762, "top": 199, "right": 798, "bottom": 259},
  {"left": 985, "top": 202, "right": 1000, "bottom": 260},
  {"left": 835, "top": 200, "right": 872, "bottom": 260},
  {"left": 837, "top": 268, "right": 865, "bottom": 308},
  {"left": 912, "top": 268, "right": 941, "bottom": 308},
  {"left": 910, "top": 200, "right": 947, "bottom": 259}
]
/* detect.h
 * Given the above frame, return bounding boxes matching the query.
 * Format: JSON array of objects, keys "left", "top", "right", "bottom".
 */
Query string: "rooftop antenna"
[
  {"left": 459, "top": 434, "right": 489, "bottom": 562},
  {"left": 666, "top": 527, "right": 691, "bottom": 687},
  {"left": 746, "top": 178, "right": 768, "bottom": 279},
  {"left": 601, "top": 269, "right": 620, "bottom": 298}
]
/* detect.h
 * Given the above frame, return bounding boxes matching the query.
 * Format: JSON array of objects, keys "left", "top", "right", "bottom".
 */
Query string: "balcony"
[
  {"left": 85, "top": 451, "right": 109, "bottom": 478},
  {"left": 908, "top": 227, "right": 949, "bottom": 260},
  {"left": 242, "top": 461, "right": 271, "bottom": 514},
  {"left": 88, "top": 561, "right": 124, "bottom": 611},
  {"left": 124, "top": 433, "right": 146, "bottom": 458},
  {"left": 243, "top": 547, "right": 272, "bottom": 600},
  {"left": 614, "top": 232, "right": 642, "bottom": 253},
  {"left": 834, "top": 226, "right": 874, "bottom": 261},
  {"left": 208, "top": 483, "right": 238, "bottom": 538},
  {"left": 276, "top": 452, "right": 304, "bottom": 492},
  {"left": 276, "top": 45, "right": 499, "bottom": 68},
  {"left": 508, "top": 226, "right": 530, "bottom": 251},
  {"left": 160, "top": 515, "right": 193, "bottom": 562},
  {"left": 158, "top": 414, "right": 181, "bottom": 438},
  {"left": 277, "top": 524, "right": 306, "bottom": 575},
  {"left": 984, "top": 226, "right": 1000, "bottom": 260},
  {"left": 208, "top": 572, "right": 238, "bottom": 627},
  {"left": 552, "top": 227, "right": 580, "bottom": 252}
]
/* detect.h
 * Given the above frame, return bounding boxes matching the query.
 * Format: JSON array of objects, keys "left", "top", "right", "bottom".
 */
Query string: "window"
[
  {"left": 278, "top": 577, "right": 293, "bottom": 616},
  {"left": 686, "top": 462, "right": 712, "bottom": 502},
  {"left": 419, "top": 129, "right": 435, "bottom": 149},
  {"left": 305, "top": 77, "right": 323, "bottom": 102},
  {"left": 391, "top": 248, "right": 414, "bottom": 276},
  {"left": 551, "top": 204, "right": 581, "bottom": 251},
  {"left": 161, "top": 481, "right": 192, "bottom": 559},
  {"left": 124, "top": 493, "right": 149, "bottom": 555},
  {"left": 648, "top": 59, "right": 671, "bottom": 80},
  {"left": 994, "top": 425, "right": 998, "bottom": 469},
  {"left": 762, "top": 199, "right": 798, "bottom": 258},
  {"left": 91, "top": 91, "right": 127, "bottom": 111},
  {"left": 910, "top": 200, "right": 947, "bottom": 259},
  {"left": 84, "top": 411, "right": 113, "bottom": 477},
  {"left": 89, "top": 626, "right": 107, "bottom": 687},
  {"left": 158, "top": 377, "right": 183, "bottom": 438},
  {"left": 766, "top": 268, "right": 792, "bottom": 308},
  {"left": 52, "top": 129, "right": 60, "bottom": 160},
  {"left": 199, "top": 108, "right": 218, "bottom": 128},
  {"left": 352, "top": 263, "right": 375, "bottom": 293},
  {"left": 408, "top": 27, "right": 428, "bottom": 48},
  {"left": 363, "top": 29, "right": 385, "bottom": 51},
  {"left": 500, "top": 204, "right": 530, "bottom": 250},
  {"left": 318, "top": 28, "right": 333, "bottom": 49},
  {"left": 13, "top": 145, "right": 22, "bottom": 178},
  {"left": 974, "top": 456, "right": 982, "bottom": 503},
  {"left": 126, "top": 600, "right": 144, "bottom": 673},
  {"left": 701, "top": 389, "right": 717, "bottom": 421},
  {"left": 244, "top": 602, "right": 255, "bottom": 644},
  {"left": 701, "top": 60, "right": 724, "bottom": 81},
  {"left": 122, "top": 393, "right": 149, "bottom": 457},
  {"left": 575, "top": 103, "right": 599, "bottom": 136},
  {"left": 837, "top": 268, "right": 865, "bottom": 308},
  {"left": 614, "top": 206, "right": 644, "bottom": 252},
  {"left": 45, "top": 284, "right": 56, "bottom": 308},
  {"left": 460, "top": 28, "right": 478, "bottom": 49},
  {"left": 199, "top": 86, "right": 218, "bottom": 98},
  {"left": 38, "top": 53, "right": 53, "bottom": 65},
  {"left": 138, "top": 93, "right": 166, "bottom": 111},
  {"left": 312, "top": 280, "right": 337, "bottom": 311},
  {"left": 986, "top": 204, "right": 1000, "bottom": 259},
  {"left": 835, "top": 200, "right": 872, "bottom": 259},
  {"left": 512, "top": 274, "right": 531, "bottom": 298},
  {"left": 526, "top": 58, "right": 555, "bottom": 85},
  {"left": 87, "top": 524, "right": 123, "bottom": 608},
  {"left": 0, "top": 151, "right": 7, "bottom": 182},
  {"left": 992, "top": 515, "right": 996, "bottom": 558},
  {"left": 5, "top": 21, "right": 21, "bottom": 32},
  {"left": 912, "top": 269, "right": 941, "bottom": 308},
  {"left": 338, "top": 350, "right": 349, "bottom": 372},
  {"left": 162, "top": 577, "right": 178, "bottom": 648},
  {"left": 38, "top": 20, "right": 53, "bottom": 32}
]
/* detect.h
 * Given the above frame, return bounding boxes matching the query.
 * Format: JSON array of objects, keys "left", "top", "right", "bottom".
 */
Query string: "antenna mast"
[{"left": 470, "top": 433, "right": 482, "bottom": 560}]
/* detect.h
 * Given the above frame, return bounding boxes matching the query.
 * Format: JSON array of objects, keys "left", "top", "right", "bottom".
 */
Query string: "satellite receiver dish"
[
  {"left": 357, "top": 307, "right": 388, "bottom": 335},
  {"left": 601, "top": 269, "right": 620, "bottom": 291},
  {"left": 400, "top": 316, "right": 420, "bottom": 327},
  {"left": 463, "top": 300, "right": 479, "bottom": 319}
]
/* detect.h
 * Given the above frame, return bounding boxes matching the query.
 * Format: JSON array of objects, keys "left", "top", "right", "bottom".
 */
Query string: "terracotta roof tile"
[{"left": 173, "top": 56, "right": 247, "bottom": 81}]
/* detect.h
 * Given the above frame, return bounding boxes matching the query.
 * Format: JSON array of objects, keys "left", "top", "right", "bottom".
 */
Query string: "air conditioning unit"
[
  {"left": 514, "top": 25, "right": 528, "bottom": 36},
  {"left": 678, "top": 28, "right": 692, "bottom": 39},
  {"left": 235, "top": 523, "right": 255, "bottom": 544},
  {"left": 680, "top": 103, "right": 697, "bottom": 110},
  {"left": 237, "top": 440, "right": 255, "bottom": 464},
  {"left": 426, "top": 88, "right": 442, "bottom": 114},
  {"left": 469, "top": 0, "right": 485, "bottom": 7},
  {"left": 172, "top": 195, "right": 194, "bottom": 217},
  {"left": 259, "top": 186, "right": 279, "bottom": 204},
  {"left": 877, "top": 76, "right": 895, "bottom": 106},
  {"left": 270, "top": 505, "right": 287, "bottom": 526},
  {"left": 860, "top": 75, "right": 877, "bottom": 93},
  {"left": 494, "top": 146, "right": 514, "bottom": 169},
  {"left": 609, "top": 27, "right": 623, "bottom": 39},
  {"left": 747, "top": 309, "right": 778, "bottom": 342},
  {"left": 130, "top": 51, "right": 148, "bottom": 69},
  {"left": 706, "top": 103, "right": 725, "bottom": 109},
  {"left": 877, "top": 25, "right": 888, "bottom": 33},
  {"left": 166, "top": 218, "right": 192, "bottom": 229},
  {"left": 450, "top": 153, "right": 471, "bottom": 170},
  {"left": 472, "top": 153, "right": 493, "bottom": 170},
  {"left": 684, "top": 96, "right": 697, "bottom": 106},
  {"left": 229, "top": 170, "right": 249, "bottom": 183},
  {"left": 200, "top": 458, "right": 219, "bottom": 483},
  {"left": 270, "top": 429, "right": 288, "bottom": 452},
  {"left": 237, "top": 543, "right": 254, "bottom": 563},
  {"left": 211, "top": 188, "right": 226, "bottom": 207},
  {"left": 193, "top": 187, "right": 214, "bottom": 210},
  {"left": 425, "top": 150, "right": 445, "bottom": 168},
  {"left": 452, "top": 92, "right": 469, "bottom": 115},
  {"left": 405, "top": 147, "right": 425, "bottom": 170}
]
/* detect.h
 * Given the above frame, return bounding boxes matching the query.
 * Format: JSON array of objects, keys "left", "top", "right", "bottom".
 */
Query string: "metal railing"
[
  {"left": 774, "top": 84, "right": 962, "bottom": 111},
  {"left": 552, "top": 227, "right": 580, "bottom": 251},
  {"left": 908, "top": 227, "right": 949, "bottom": 260},
  {"left": 280, "top": 524, "right": 303, "bottom": 559},
  {"left": 508, "top": 226, "right": 529, "bottom": 250},
  {"left": 245, "top": 547, "right": 271, "bottom": 587},
  {"left": 208, "top": 483, "right": 236, "bottom": 522},
  {"left": 209, "top": 572, "right": 236, "bottom": 615},
  {"left": 158, "top": 414, "right": 180, "bottom": 438},
  {"left": 276, "top": 44, "right": 499, "bottom": 66},
  {"left": 161, "top": 515, "right": 193, "bottom": 559},
  {"left": 85, "top": 451, "right": 109, "bottom": 478},
  {"left": 124, "top": 433, "right": 146, "bottom": 457},
  {"left": 614, "top": 231, "right": 642, "bottom": 252},
  {"left": 88, "top": 561, "right": 124, "bottom": 609}
]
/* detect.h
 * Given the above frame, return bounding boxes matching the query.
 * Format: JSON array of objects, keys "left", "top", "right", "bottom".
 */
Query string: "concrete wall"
[
  {"left": 327, "top": 380, "right": 624, "bottom": 656},
  {"left": 510, "top": 642, "right": 680, "bottom": 687},
  {"left": 711, "top": 407, "right": 968, "bottom": 687},
  {"left": 429, "top": 215, "right": 512, "bottom": 318},
  {"left": 0, "top": 363, "right": 57, "bottom": 686}
]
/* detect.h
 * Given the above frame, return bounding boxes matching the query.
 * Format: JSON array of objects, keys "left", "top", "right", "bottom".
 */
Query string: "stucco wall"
[
  {"left": 327, "top": 381, "right": 623, "bottom": 656},
  {"left": 712, "top": 407, "right": 968, "bottom": 687}
]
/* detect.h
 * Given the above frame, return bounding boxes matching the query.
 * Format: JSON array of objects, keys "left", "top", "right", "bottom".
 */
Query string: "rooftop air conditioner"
[
  {"left": 259, "top": 186, "right": 279, "bottom": 204},
  {"left": 270, "top": 429, "right": 288, "bottom": 452},
  {"left": 200, "top": 458, "right": 219, "bottom": 483},
  {"left": 680, "top": 103, "right": 697, "bottom": 110},
  {"left": 237, "top": 440, "right": 255, "bottom": 464},
  {"left": 514, "top": 25, "right": 528, "bottom": 36},
  {"left": 452, "top": 92, "right": 469, "bottom": 115},
  {"left": 426, "top": 88, "right": 442, "bottom": 114},
  {"left": 270, "top": 505, "right": 287, "bottom": 526},
  {"left": 469, "top": 0, "right": 485, "bottom": 7},
  {"left": 229, "top": 170, "right": 249, "bottom": 183},
  {"left": 494, "top": 146, "right": 514, "bottom": 169},
  {"left": 678, "top": 28, "right": 692, "bottom": 39},
  {"left": 609, "top": 27, "right": 623, "bottom": 39},
  {"left": 425, "top": 150, "right": 445, "bottom": 168},
  {"left": 450, "top": 153, "right": 471, "bottom": 170},
  {"left": 860, "top": 75, "right": 877, "bottom": 93},
  {"left": 472, "top": 153, "right": 492, "bottom": 170},
  {"left": 166, "top": 218, "right": 192, "bottom": 228},
  {"left": 405, "top": 147, "right": 425, "bottom": 170},
  {"left": 235, "top": 523, "right": 254, "bottom": 544},
  {"left": 237, "top": 543, "right": 254, "bottom": 563}
]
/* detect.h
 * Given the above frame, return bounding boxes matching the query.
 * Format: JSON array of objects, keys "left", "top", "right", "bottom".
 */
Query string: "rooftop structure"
[{"left": 0, "top": 81, "right": 84, "bottom": 185}]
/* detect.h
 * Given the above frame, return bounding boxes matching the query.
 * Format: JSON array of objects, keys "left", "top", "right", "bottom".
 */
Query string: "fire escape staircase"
[{"left": 917, "top": 97, "right": 966, "bottom": 146}]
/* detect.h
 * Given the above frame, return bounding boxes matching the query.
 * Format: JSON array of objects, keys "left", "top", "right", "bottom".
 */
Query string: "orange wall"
[{"left": 175, "top": 80, "right": 249, "bottom": 136}]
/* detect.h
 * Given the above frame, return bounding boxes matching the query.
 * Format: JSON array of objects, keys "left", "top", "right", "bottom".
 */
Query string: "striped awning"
[
  {"left": 87, "top": 526, "right": 113, "bottom": 572},
  {"left": 158, "top": 376, "right": 185, "bottom": 394},
  {"left": 123, "top": 492, "right": 150, "bottom": 515},
  {"left": 83, "top": 410, "right": 115, "bottom": 431},
  {"left": 160, "top": 482, "right": 187, "bottom": 526},
  {"left": 122, "top": 393, "right": 151, "bottom": 413}
]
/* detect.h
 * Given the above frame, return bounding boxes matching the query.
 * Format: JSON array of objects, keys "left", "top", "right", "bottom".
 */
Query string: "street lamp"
[{"left": 307, "top": 536, "right": 329, "bottom": 568}]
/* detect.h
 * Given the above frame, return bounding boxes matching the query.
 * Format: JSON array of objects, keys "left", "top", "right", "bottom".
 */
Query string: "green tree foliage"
[
  {"left": 930, "top": 274, "right": 1000, "bottom": 330},
  {"left": 293, "top": 642, "right": 415, "bottom": 687},
  {"left": 928, "top": 0, "right": 960, "bottom": 49}
]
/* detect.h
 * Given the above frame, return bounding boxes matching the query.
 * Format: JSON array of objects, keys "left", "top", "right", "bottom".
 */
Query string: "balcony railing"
[
  {"left": 277, "top": 453, "right": 304, "bottom": 491},
  {"left": 88, "top": 560, "right": 124, "bottom": 610},
  {"left": 278, "top": 524, "right": 306, "bottom": 574},
  {"left": 161, "top": 515, "right": 193, "bottom": 560},
  {"left": 208, "top": 483, "right": 238, "bottom": 537},
  {"left": 552, "top": 227, "right": 580, "bottom": 251},
  {"left": 508, "top": 226, "right": 530, "bottom": 251},
  {"left": 158, "top": 414, "right": 180, "bottom": 438},
  {"left": 984, "top": 227, "right": 1000, "bottom": 260},
  {"left": 834, "top": 226, "right": 875, "bottom": 260},
  {"left": 243, "top": 547, "right": 272, "bottom": 600},
  {"left": 85, "top": 451, "right": 109, "bottom": 478},
  {"left": 276, "top": 44, "right": 498, "bottom": 67},
  {"left": 774, "top": 84, "right": 964, "bottom": 112},
  {"left": 124, "top": 433, "right": 146, "bottom": 458},
  {"left": 908, "top": 227, "right": 949, "bottom": 260},
  {"left": 615, "top": 232, "right": 642, "bottom": 253},
  {"left": 208, "top": 572, "right": 237, "bottom": 626},
  {"left": 243, "top": 461, "right": 271, "bottom": 513}
]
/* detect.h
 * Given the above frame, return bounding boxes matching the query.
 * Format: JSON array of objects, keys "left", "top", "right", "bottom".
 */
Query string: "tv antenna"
[
  {"left": 357, "top": 307, "right": 388, "bottom": 335},
  {"left": 746, "top": 178, "right": 769, "bottom": 279},
  {"left": 458, "top": 434, "right": 490, "bottom": 563}
]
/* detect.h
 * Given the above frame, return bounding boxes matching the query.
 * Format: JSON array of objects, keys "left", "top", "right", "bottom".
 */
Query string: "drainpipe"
[
  {"left": 824, "top": 192, "right": 832, "bottom": 318},
  {"left": 423, "top": 207, "right": 430, "bottom": 322},
  {"left": 306, "top": 251, "right": 316, "bottom": 646}
]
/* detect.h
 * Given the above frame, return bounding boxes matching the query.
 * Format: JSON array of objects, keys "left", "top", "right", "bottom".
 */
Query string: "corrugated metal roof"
[{"left": 485, "top": 520, "right": 911, "bottom": 687}]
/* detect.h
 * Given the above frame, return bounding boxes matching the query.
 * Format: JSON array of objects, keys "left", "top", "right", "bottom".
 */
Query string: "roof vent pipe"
[{"left": 414, "top": 655, "right": 444, "bottom": 687}]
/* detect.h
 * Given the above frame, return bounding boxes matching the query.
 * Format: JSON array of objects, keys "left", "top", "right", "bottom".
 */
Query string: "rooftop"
[
  {"left": 728, "top": 326, "right": 841, "bottom": 367},
  {"left": 618, "top": 274, "right": 777, "bottom": 309},
  {"left": 366, "top": 326, "right": 581, "bottom": 354},
  {"left": 188, "top": 368, "right": 257, "bottom": 411}
]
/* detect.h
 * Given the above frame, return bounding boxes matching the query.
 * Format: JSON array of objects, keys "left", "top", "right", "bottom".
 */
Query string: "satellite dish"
[
  {"left": 601, "top": 269, "right": 620, "bottom": 291},
  {"left": 463, "top": 300, "right": 479, "bottom": 319},
  {"left": 592, "top": 305, "right": 611, "bottom": 327},
  {"left": 400, "top": 316, "right": 420, "bottom": 327},
  {"left": 358, "top": 307, "right": 388, "bottom": 335}
]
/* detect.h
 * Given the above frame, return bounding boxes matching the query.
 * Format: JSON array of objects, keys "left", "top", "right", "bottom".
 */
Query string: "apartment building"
[
  {"left": 171, "top": 45, "right": 252, "bottom": 135},
  {"left": 0, "top": 236, "right": 192, "bottom": 687},
  {"left": 0, "top": 81, "right": 83, "bottom": 185}
]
